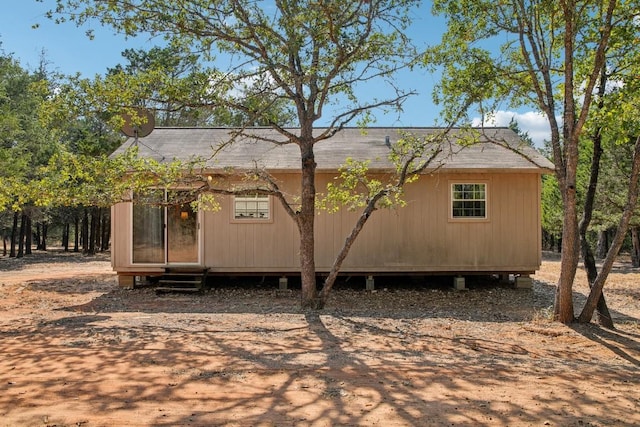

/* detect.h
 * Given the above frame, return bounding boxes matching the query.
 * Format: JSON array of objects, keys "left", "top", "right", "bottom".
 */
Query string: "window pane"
[
  {"left": 167, "top": 193, "right": 198, "bottom": 263},
  {"left": 133, "top": 190, "right": 165, "bottom": 263},
  {"left": 234, "top": 195, "right": 270, "bottom": 219},
  {"left": 451, "top": 184, "right": 486, "bottom": 218}
]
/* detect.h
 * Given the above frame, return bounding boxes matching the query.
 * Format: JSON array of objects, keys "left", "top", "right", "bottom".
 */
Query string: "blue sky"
[
  {"left": 0, "top": 1, "right": 550, "bottom": 145},
  {"left": 0, "top": 1, "right": 156, "bottom": 76}
]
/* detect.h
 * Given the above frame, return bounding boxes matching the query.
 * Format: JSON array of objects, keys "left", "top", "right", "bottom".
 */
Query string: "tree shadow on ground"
[
  {"left": 58, "top": 281, "right": 553, "bottom": 323},
  {"left": 569, "top": 284, "right": 640, "bottom": 325},
  {"left": 571, "top": 323, "right": 640, "bottom": 367},
  {"left": 3, "top": 251, "right": 639, "bottom": 425},
  {"left": 2, "top": 307, "right": 638, "bottom": 426},
  {"left": 2, "top": 270, "right": 639, "bottom": 425},
  {"left": 55, "top": 276, "right": 640, "bottom": 329}
]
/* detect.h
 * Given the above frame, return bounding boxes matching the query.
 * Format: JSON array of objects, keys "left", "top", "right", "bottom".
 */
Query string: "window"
[
  {"left": 451, "top": 183, "right": 487, "bottom": 219},
  {"left": 234, "top": 194, "right": 270, "bottom": 220}
]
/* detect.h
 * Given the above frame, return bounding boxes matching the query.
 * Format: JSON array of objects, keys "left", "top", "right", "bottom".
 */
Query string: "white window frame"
[
  {"left": 232, "top": 194, "right": 272, "bottom": 222},
  {"left": 450, "top": 182, "right": 488, "bottom": 221}
]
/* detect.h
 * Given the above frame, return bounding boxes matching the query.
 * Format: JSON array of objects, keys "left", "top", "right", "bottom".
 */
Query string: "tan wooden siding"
[
  {"left": 111, "top": 171, "right": 543, "bottom": 274},
  {"left": 311, "top": 172, "right": 542, "bottom": 273},
  {"left": 111, "top": 202, "right": 130, "bottom": 269},
  {"left": 203, "top": 193, "right": 299, "bottom": 270}
]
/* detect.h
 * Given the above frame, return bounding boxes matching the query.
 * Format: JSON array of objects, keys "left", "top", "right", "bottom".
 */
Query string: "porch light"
[{"left": 180, "top": 211, "right": 189, "bottom": 220}]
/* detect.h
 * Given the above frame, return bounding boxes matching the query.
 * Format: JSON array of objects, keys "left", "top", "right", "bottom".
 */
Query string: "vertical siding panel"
[
  {"left": 217, "top": 197, "right": 230, "bottom": 267},
  {"left": 366, "top": 208, "right": 383, "bottom": 266},
  {"left": 248, "top": 223, "right": 257, "bottom": 267},
  {"left": 202, "top": 209, "right": 212, "bottom": 267},
  {"left": 490, "top": 174, "right": 501, "bottom": 266},
  {"left": 112, "top": 202, "right": 132, "bottom": 267},
  {"left": 319, "top": 173, "right": 341, "bottom": 270},
  {"left": 239, "top": 223, "right": 248, "bottom": 267},
  {"left": 432, "top": 175, "right": 447, "bottom": 265},
  {"left": 218, "top": 197, "right": 232, "bottom": 267},
  {"left": 203, "top": 209, "right": 212, "bottom": 267},
  {"left": 520, "top": 174, "right": 531, "bottom": 266},
  {"left": 330, "top": 209, "right": 340, "bottom": 266},
  {"left": 268, "top": 202, "right": 281, "bottom": 268},
  {"left": 254, "top": 223, "right": 263, "bottom": 267},
  {"left": 229, "top": 219, "right": 240, "bottom": 268},
  {"left": 284, "top": 174, "right": 301, "bottom": 269},
  {"left": 407, "top": 182, "right": 422, "bottom": 267},
  {"left": 252, "top": 222, "right": 262, "bottom": 267},
  {"left": 511, "top": 174, "right": 524, "bottom": 267},
  {"left": 500, "top": 174, "right": 515, "bottom": 267},
  {"left": 113, "top": 171, "right": 544, "bottom": 275},
  {"left": 518, "top": 174, "right": 531, "bottom": 267},
  {"left": 340, "top": 203, "right": 357, "bottom": 268},
  {"left": 526, "top": 174, "right": 539, "bottom": 265},
  {"left": 210, "top": 198, "right": 225, "bottom": 267},
  {"left": 514, "top": 174, "right": 524, "bottom": 265}
]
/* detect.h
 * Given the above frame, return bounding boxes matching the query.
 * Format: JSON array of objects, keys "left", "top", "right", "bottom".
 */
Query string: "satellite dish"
[{"left": 121, "top": 107, "right": 155, "bottom": 138}]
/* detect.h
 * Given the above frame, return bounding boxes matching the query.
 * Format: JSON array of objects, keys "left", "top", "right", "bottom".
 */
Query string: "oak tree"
[
  {"left": 50, "top": 0, "right": 425, "bottom": 308},
  {"left": 428, "top": 0, "right": 640, "bottom": 324}
]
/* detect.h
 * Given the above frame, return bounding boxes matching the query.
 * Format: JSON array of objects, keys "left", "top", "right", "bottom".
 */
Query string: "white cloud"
[{"left": 472, "top": 110, "right": 552, "bottom": 147}]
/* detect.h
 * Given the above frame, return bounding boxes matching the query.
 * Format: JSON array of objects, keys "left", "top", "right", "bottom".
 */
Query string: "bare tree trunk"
[
  {"left": 101, "top": 211, "right": 110, "bottom": 252},
  {"left": 17, "top": 214, "right": 26, "bottom": 258},
  {"left": 88, "top": 208, "right": 98, "bottom": 255},
  {"left": 25, "top": 215, "right": 32, "bottom": 255},
  {"left": 631, "top": 227, "right": 640, "bottom": 268},
  {"left": 74, "top": 214, "right": 80, "bottom": 252},
  {"left": 542, "top": 230, "right": 560, "bottom": 252},
  {"left": 553, "top": 0, "right": 581, "bottom": 324},
  {"left": 41, "top": 222, "right": 48, "bottom": 251},
  {"left": 596, "top": 229, "right": 609, "bottom": 259},
  {"left": 9, "top": 211, "right": 18, "bottom": 258},
  {"left": 579, "top": 136, "right": 640, "bottom": 323},
  {"left": 298, "top": 141, "right": 319, "bottom": 308},
  {"left": 82, "top": 208, "right": 89, "bottom": 253},
  {"left": 555, "top": 177, "right": 579, "bottom": 323},
  {"left": 578, "top": 115, "right": 613, "bottom": 328},
  {"left": 95, "top": 208, "right": 102, "bottom": 252},
  {"left": 581, "top": 242, "right": 614, "bottom": 327},
  {"left": 35, "top": 222, "right": 42, "bottom": 250},
  {"left": 62, "top": 222, "right": 69, "bottom": 252}
]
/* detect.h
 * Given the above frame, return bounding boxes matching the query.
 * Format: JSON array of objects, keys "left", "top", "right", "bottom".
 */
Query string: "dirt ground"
[{"left": 0, "top": 251, "right": 638, "bottom": 427}]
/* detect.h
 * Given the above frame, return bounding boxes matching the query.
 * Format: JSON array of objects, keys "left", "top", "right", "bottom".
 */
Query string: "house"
[{"left": 110, "top": 127, "right": 554, "bottom": 289}]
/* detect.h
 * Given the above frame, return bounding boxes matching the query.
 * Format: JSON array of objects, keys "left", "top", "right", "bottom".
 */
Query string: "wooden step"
[
  {"left": 158, "top": 280, "right": 202, "bottom": 286},
  {"left": 155, "top": 267, "right": 209, "bottom": 294},
  {"left": 155, "top": 286, "right": 202, "bottom": 294},
  {"left": 162, "top": 271, "right": 206, "bottom": 277}
]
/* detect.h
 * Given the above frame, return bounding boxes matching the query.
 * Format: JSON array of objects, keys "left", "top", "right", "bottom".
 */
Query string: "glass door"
[
  {"left": 167, "top": 191, "right": 199, "bottom": 263},
  {"left": 132, "top": 190, "right": 165, "bottom": 264},
  {"left": 132, "top": 190, "right": 200, "bottom": 265}
]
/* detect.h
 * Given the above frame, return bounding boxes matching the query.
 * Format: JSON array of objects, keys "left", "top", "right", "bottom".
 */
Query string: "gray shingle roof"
[{"left": 111, "top": 127, "right": 554, "bottom": 173}]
